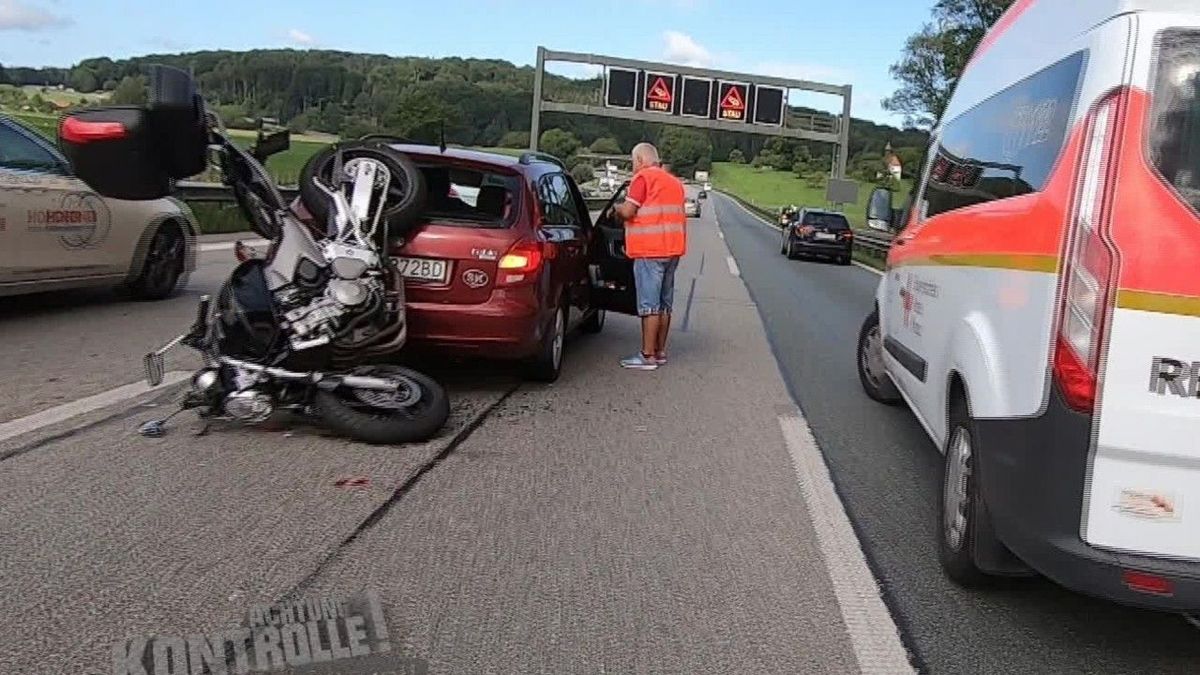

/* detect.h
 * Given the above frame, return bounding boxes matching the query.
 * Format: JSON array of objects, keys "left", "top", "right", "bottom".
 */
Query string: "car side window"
[
  {"left": 922, "top": 50, "right": 1086, "bottom": 220},
  {"left": 537, "top": 173, "right": 581, "bottom": 227},
  {"left": 0, "top": 120, "right": 65, "bottom": 174},
  {"left": 550, "top": 174, "right": 583, "bottom": 228}
]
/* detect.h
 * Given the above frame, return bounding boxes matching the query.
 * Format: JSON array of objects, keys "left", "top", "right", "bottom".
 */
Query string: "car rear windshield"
[
  {"left": 1148, "top": 28, "right": 1200, "bottom": 214},
  {"left": 416, "top": 163, "right": 521, "bottom": 228},
  {"left": 802, "top": 212, "right": 850, "bottom": 230}
]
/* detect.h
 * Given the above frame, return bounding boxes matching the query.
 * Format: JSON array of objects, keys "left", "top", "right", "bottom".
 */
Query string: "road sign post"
[{"left": 530, "top": 47, "right": 855, "bottom": 185}]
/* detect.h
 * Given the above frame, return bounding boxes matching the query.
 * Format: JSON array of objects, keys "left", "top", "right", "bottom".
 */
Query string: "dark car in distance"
[{"left": 780, "top": 208, "right": 853, "bottom": 265}]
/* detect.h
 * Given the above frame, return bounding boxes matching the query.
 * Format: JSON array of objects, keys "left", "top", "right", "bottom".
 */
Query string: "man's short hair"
[{"left": 632, "top": 142, "right": 660, "bottom": 166}]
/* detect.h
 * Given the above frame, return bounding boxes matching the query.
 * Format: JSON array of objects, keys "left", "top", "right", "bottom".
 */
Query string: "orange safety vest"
[{"left": 626, "top": 166, "right": 687, "bottom": 258}]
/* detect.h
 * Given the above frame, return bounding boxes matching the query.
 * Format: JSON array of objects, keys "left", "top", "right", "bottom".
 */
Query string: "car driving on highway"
[
  {"left": 780, "top": 208, "right": 852, "bottom": 265},
  {"left": 300, "top": 146, "right": 638, "bottom": 383},
  {"left": 0, "top": 114, "right": 198, "bottom": 300},
  {"left": 856, "top": 0, "right": 1200, "bottom": 615},
  {"left": 685, "top": 196, "right": 701, "bottom": 218}
]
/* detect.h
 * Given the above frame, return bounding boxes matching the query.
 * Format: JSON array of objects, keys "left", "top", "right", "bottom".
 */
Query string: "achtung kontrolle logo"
[{"left": 111, "top": 589, "right": 427, "bottom": 674}]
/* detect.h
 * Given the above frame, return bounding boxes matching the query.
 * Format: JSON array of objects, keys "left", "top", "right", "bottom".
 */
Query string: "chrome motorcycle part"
[
  {"left": 328, "top": 279, "right": 368, "bottom": 307},
  {"left": 223, "top": 390, "right": 274, "bottom": 423}
]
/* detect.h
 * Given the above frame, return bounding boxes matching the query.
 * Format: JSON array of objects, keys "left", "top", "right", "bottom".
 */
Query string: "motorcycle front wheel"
[{"left": 314, "top": 365, "right": 450, "bottom": 445}]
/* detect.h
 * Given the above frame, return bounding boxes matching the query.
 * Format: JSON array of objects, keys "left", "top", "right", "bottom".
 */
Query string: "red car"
[{"left": 376, "top": 145, "right": 638, "bottom": 382}]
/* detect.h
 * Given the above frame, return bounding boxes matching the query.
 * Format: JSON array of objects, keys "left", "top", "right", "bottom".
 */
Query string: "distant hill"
[{"left": 1, "top": 49, "right": 927, "bottom": 162}]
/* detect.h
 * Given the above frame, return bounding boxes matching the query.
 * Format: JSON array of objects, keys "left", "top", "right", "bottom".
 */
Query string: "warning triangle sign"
[
  {"left": 648, "top": 77, "right": 672, "bottom": 103},
  {"left": 721, "top": 86, "right": 745, "bottom": 111}
]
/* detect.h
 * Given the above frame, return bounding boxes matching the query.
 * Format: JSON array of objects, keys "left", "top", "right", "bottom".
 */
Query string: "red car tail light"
[
  {"left": 496, "top": 239, "right": 544, "bottom": 285},
  {"left": 1053, "top": 91, "right": 1124, "bottom": 413}
]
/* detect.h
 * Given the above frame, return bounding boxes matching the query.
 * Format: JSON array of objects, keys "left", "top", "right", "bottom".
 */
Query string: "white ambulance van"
[{"left": 857, "top": 0, "right": 1200, "bottom": 612}]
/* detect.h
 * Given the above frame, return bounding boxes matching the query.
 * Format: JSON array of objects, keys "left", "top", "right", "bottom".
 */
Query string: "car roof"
[
  {"left": 802, "top": 208, "right": 845, "bottom": 216},
  {"left": 385, "top": 144, "right": 565, "bottom": 173}
]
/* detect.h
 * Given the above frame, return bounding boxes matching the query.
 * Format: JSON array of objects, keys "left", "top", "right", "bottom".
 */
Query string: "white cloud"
[
  {"left": 661, "top": 30, "right": 713, "bottom": 68},
  {"left": 287, "top": 28, "right": 316, "bottom": 47},
  {"left": 753, "top": 61, "right": 853, "bottom": 87},
  {"left": 0, "top": 0, "right": 70, "bottom": 32}
]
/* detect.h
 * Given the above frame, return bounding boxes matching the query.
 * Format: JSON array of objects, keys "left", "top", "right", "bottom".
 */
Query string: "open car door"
[{"left": 588, "top": 181, "right": 637, "bottom": 316}]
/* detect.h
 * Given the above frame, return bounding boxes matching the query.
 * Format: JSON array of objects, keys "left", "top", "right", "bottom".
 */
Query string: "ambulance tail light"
[{"left": 1054, "top": 93, "right": 1123, "bottom": 413}]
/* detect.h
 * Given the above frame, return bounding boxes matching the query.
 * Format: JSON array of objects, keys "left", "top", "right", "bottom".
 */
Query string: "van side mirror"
[{"left": 866, "top": 187, "right": 894, "bottom": 232}]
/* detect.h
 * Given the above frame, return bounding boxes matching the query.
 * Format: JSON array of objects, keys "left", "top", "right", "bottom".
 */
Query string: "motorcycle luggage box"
[{"left": 58, "top": 107, "right": 171, "bottom": 201}]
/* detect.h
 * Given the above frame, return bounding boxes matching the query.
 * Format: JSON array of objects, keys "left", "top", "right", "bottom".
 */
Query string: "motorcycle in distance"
[{"left": 59, "top": 65, "right": 450, "bottom": 445}]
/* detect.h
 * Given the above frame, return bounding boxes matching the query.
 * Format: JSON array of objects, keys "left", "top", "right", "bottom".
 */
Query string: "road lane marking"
[
  {"left": 778, "top": 412, "right": 915, "bottom": 674},
  {"left": 853, "top": 261, "right": 884, "bottom": 276},
  {"left": 0, "top": 371, "right": 191, "bottom": 444},
  {"left": 199, "top": 239, "right": 269, "bottom": 253},
  {"left": 726, "top": 255, "right": 740, "bottom": 277}
]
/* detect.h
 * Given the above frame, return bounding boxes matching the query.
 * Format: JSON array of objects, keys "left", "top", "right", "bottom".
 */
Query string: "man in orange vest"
[{"left": 613, "top": 142, "right": 687, "bottom": 371}]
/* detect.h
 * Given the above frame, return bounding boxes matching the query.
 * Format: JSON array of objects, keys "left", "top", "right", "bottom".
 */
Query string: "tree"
[
  {"left": 883, "top": 0, "right": 1014, "bottom": 128},
  {"left": 111, "top": 75, "right": 147, "bottom": 105},
  {"left": 571, "top": 162, "right": 595, "bottom": 186},
  {"left": 727, "top": 148, "right": 746, "bottom": 164},
  {"left": 498, "top": 130, "right": 529, "bottom": 148},
  {"left": 657, "top": 127, "right": 711, "bottom": 177},
  {"left": 68, "top": 67, "right": 98, "bottom": 94},
  {"left": 589, "top": 136, "right": 622, "bottom": 155},
  {"left": 539, "top": 128, "right": 580, "bottom": 161}
]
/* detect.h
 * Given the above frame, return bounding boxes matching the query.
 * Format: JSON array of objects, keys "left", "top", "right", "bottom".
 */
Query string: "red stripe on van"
[
  {"left": 965, "top": 0, "right": 1038, "bottom": 71},
  {"left": 1109, "top": 89, "right": 1200, "bottom": 299}
]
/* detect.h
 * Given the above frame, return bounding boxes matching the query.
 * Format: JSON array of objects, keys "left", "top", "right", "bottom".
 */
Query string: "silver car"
[{"left": 0, "top": 114, "right": 198, "bottom": 300}]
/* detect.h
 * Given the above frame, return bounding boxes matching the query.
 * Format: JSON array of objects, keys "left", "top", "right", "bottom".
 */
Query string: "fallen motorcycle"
[{"left": 59, "top": 65, "right": 450, "bottom": 444}]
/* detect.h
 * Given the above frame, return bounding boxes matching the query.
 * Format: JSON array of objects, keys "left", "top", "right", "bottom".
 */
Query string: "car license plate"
[
  {"left": 396, "top": 257, "right": 448, "bottom": 282},
  {"left": 815, "top": 232, "right": 837, "bottom": 242}
]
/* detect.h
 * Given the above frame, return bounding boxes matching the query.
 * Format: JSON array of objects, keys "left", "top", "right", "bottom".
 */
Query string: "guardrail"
[
  {"left": 177, "top": 180, "right": 612, "bottom": 211},
  {"left": 174, "top": 180, "right": 299, "bottom": 203},
  {"left": 714, "top": 190, "right": 894, "bottom": 268}
]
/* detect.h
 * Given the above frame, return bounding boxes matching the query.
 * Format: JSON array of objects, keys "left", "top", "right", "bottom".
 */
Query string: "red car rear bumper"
[{"left": 404, "top": 286, "right": 545, "bottom": 359}]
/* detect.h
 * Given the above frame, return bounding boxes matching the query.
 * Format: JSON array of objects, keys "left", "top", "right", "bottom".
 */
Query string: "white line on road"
[
  {"left": 726, "top": 255, "right": 740, "bottom": 277},
  {"left": 853, "top": 261, "right": 884, "bottom": 276},
  {"left": 0, "top": 371, "right": 191, "bottom": 444},
  {"left": 778, "top": 413, "right": 914, "bottom": 674},
  {"left": 199, "top": 239, "right": 269, "bottom": 253}
]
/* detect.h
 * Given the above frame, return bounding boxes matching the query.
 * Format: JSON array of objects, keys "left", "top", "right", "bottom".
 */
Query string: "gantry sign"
[{"left": 530, "top": 46, "right": 855, "bottom": 182}]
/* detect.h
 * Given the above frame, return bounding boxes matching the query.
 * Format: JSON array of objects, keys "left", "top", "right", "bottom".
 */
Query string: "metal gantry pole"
[
  {"left": 836, "top": 84, "right": 852, "bottom": 180},
  {"left": 530, "top": 46, "right": 545, "bottom": 151}
]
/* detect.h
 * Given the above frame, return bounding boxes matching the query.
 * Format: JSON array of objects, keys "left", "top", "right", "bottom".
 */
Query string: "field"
[
  {"left": 6, "top": 111, "right": 60, "bottom": 139},
  {"left": 710, "top": 162, "right": 913, "bottom": 230}
]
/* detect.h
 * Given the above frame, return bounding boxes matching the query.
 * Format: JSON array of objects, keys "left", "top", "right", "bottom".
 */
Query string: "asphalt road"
[
  {"left": 0, "top": 210, "right": 904, "bottom": 673},
  {"left": 711, "top": 192, "right": 1200, "bottom": 674}
]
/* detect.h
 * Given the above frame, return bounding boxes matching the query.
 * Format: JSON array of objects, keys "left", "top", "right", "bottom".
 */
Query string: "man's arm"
[{"left": 614, "top": 175, "right": 647, "bottom": 221}]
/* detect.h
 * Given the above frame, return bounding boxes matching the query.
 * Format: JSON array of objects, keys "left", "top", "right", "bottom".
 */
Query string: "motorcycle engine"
[{"left": 277, "top": 244, "right": 384, "bottom": 352}]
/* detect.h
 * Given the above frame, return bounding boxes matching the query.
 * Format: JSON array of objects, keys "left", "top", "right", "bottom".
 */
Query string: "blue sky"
[{"left": 0, "top": 0, "right": 934, "bottom": 124}]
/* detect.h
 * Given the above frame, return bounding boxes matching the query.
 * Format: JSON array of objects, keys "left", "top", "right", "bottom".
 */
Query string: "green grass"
[
  {"left": 711, "top": 162, "right": 912, "bottom": 230},
  {"left": 6, "top": 111, "right": 60, "bottom": 139}
]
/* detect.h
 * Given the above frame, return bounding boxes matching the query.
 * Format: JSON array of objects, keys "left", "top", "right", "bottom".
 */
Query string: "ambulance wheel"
[
  {"left": 856, "top": 309, "right": 900, "bottom": 404},
  {"left": 939, "top": 394, "right": 999, "bottom": 586}
]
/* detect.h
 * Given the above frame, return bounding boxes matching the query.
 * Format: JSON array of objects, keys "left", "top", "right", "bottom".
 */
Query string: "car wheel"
[
  {"left": 939, "top": 394, "right": 1002, "bottom": 586},
  {"left": 856, "top": 308, "right": 901, "bottom": 404},
  {"left": 128, "top": 221, "right": 184, "bottom": 301},
  {"left": 525, "top": 304, "right": 566, "bottom": 383},
  {"left": 581, "top": 308, "right": 606, "bottom": 334}
]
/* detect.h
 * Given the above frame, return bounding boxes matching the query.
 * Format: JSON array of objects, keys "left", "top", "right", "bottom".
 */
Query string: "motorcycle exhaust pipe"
[{"left": 220, "top": 357, "right": 400, "bottom": 391}]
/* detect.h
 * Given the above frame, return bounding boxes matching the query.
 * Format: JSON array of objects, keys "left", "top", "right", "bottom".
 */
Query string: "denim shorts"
[{"left": 633, "top": 257, "right": 681, "bottom": 317}]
